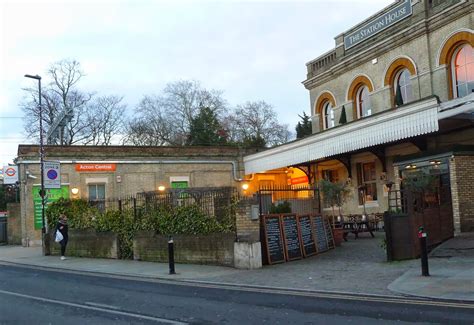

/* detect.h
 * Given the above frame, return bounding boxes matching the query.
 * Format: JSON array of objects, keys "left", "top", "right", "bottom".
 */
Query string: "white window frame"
[
  {"left": 395, "top": 68, "right": 413, "bottom": 104},
  {"left": 356, "top": 86, "right": 372, "bottom": 118},
  {"left": 323, "top": 101, "right": 335, "bottom": 129},
  {"left": 451, "top": 43, "right": 474, "bottom": 98}
]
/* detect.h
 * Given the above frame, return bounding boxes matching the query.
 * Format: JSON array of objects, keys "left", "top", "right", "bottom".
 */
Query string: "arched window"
[
  {"left": 315, "top": 91, "right": 336, "bottom": 132},
  {"left": 356, "top": 86, "right": 372, "bottom": 118},
  {"left": 395, "top": 68, "right": 413, "bottom": 104},
  {"left": 323, "top": 101, "right": 335, "bottom": 129},
  {"left": 451, "top": 44, "right": 474, "bottom": 98}
]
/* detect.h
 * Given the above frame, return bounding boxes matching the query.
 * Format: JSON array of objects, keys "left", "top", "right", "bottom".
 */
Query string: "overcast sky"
[{"left": 0, "top": 0, "right": 393, "bottom": 165}]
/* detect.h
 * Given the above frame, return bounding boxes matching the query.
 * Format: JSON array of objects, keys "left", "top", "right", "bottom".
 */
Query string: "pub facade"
[{"left": 243, "top": 0, "right": 473, "bottom": 235}]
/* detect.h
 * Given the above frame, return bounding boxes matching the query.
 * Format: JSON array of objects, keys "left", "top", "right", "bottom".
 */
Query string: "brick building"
[
  {"left": 243, "top": 0, "right": 473, "bottom": 234},
  {"left": 14, "top": 145, "right": 250, "bottom": 247}
]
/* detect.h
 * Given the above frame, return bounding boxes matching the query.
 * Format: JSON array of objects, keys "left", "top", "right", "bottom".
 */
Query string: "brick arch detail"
[
  {"left": 347, "top": 75, "right": 374, "bottom": 119},
  {"left": 438, "top": 31, "right": 474, "bottom": 99},
  {"left": 383, "top": 57, "right": 417, "bottom": 87},
  {"left": 438, "top": 31, "right": 474, "bottom": 66},
  {"left": 346, "top": 75, "right": 374, "bottom": 102},
  {"left": 314, "top": 92, "right": 336, "bottom": 115},
  {"left": 314, "top": 91, "right": 336, "bottom": 131}
]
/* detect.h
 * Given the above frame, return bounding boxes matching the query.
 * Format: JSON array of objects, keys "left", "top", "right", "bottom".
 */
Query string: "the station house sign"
[{"left": 344, "top": 0, "right": 412, "bottom": 50}]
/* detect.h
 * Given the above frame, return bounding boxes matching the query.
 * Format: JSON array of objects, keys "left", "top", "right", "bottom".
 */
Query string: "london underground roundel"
[{"left": 5, "top": 168, "right": 16, "bottom": 177}]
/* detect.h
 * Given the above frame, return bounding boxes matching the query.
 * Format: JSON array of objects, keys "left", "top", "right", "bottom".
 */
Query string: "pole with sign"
[{"left": 43, "top": 161, "right": 61, "bottom": 189}]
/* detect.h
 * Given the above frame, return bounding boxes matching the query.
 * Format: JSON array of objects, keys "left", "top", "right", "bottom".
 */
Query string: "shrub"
[
  {"left": 269, "top": 201, "right": 291, "bottom": 213},
  {"left": 46, "top": 198, "right": 99, "bottom": 230},
  {"left": 45, "top": 198, "right": 236, "bottom": 259}
]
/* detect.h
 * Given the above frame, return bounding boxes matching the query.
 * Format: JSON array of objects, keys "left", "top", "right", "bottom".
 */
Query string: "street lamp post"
[{"left": 24, "top": 74, "right": 48, "bottom": 243}]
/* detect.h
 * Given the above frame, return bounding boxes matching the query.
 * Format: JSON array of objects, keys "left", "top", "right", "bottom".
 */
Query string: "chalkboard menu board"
[
  {"left": 298, "top": 215, "right": 317, "bottom": 257},
  {"left": 263, "top": 215, "right": 285, "bottom": 264},
  {"left": 282, "top": 214, "right": 303, "bottom": 261},
  {"left": 324, "top": 218, "right": 335, "bottom": 249},
  {"left": 312, "top": 215, "right": 329, "bottom": 253}
]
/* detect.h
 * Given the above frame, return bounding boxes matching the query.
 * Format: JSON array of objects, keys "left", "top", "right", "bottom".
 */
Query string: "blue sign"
[{"left": 344, "top": 0, "right": 412, "bottom": 50}]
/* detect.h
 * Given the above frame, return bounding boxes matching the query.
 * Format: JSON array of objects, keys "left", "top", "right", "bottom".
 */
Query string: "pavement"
[
  {"left": 1, "top": 231, "right": 473, "bottom": 302},
  {"left": 389, "top": 232, "right": 474, "bottom": 301}
]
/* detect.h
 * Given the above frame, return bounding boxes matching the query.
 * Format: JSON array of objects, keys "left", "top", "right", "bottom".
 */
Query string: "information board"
[
  {"left": 33, "top": 185, "right": 69, "bottom": 230},
  {"left": 324, "top": 218, "right": 335, "bottom": 249},
  {"left": 282, "top": 214, "right": 302, "bottom": 261},
  {"left": 263, "top": 215, "right": 285, "bottom": 264},
  {"left": 312, "top": 215, "right": 329, "bottom": 253},
  {"left": 298, "top": 215, "right": 317, "bottom": 257}
]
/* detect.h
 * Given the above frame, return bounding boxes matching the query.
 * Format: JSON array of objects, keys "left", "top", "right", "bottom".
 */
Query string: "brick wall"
[
  {"left": 133, "top": 232, "right": 235, "bottom": 266},
  {"left": 46, "top": 230, "right": 119, "bottom": 258},
  {"left": 235, "top": 198, "right": 260, "bottom": 242},
  {"left": 6, "top": 203, "right": 21, "bottom": 245},
  {"left": 450, "top": 156, "right": 474, "bottom": 232}
]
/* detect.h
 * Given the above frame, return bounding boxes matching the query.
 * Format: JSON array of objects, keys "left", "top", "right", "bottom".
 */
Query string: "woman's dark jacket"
[{"left": 55, "top": 221, "right": 69, "bottom": 243}]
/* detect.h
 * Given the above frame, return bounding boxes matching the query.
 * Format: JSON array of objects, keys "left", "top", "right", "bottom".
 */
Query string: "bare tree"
[
  {"left": 21, "top": 59, "right": 93, "bottom": 144},
  {"left": 123, "top": 80, "right": 228, "bottom": 146},
  {"left": 82, "top": 95, "right": 126, "bottom": 145},
  {"left": 227, "top": 101, "right": 291, "bottom": 147},
  {"left": 122, "top": 96, "right": 174, "bottom": 146}
]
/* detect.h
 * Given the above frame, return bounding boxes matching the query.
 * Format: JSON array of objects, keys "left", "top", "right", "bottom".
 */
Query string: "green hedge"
[{"left": 46, "top": 198, "right": 236, "bottom": 259}]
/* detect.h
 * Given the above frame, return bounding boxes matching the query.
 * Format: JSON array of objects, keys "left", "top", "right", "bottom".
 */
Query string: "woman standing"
[{"left": 55, "top": 214, "right": 69, "bottom": 260}]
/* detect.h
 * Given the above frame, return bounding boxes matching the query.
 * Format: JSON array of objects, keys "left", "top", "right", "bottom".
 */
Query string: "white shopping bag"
[{"left": 55, "top": 231, "right": 63, "bottom": 243}]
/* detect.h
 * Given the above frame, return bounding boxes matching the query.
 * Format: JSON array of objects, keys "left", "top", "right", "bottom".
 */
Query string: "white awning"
[{"left": 244, "top": 97, "right": 440, "bottom": 174}]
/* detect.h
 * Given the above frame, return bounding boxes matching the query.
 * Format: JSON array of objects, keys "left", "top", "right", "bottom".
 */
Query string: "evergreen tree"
[
  {"left": 187, "top": 106, "right": 227, "bottom": 146},
  {"left": 242, "top": 135, "right": 267, "bottom": 148},
  {"left": 295, "top": 111, "right": 312, "bottom": 139}
]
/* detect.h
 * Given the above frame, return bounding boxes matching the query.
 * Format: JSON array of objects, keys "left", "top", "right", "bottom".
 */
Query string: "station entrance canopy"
[{"left": 244, "top": 95, "right": 473, "bottom": 174}]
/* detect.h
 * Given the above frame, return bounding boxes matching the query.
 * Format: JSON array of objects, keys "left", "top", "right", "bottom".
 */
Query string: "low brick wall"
[
  {"left": 133, "top": 232, "right": 235, "bottom": 266},
  {"left": 46, "top": 229, "right": 119, "bottom": 259}
]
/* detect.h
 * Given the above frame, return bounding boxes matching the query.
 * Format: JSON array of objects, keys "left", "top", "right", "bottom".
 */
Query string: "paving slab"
[
  {"left": 200, "top": 232, "right": 415, "bottom": 296},
  {"left": 388, "top": 232, "right": 474, "bottom": 301},
  {"left": 0, "top": 245, "right": 243, "bottom": 280},
  {"left": 0, "top": 232, "right": 412, "bottom": 296}
]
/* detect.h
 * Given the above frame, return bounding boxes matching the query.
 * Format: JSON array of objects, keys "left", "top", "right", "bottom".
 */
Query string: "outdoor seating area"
[{"left": 334, "top": 213, "right": 384, "bottom": 241}]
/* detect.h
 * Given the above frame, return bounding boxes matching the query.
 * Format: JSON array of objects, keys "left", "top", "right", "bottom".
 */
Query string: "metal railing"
[
  {"left": 89, "top": 187, "right": 239, "bottom": 220},
  {"left": 257, "top": 185, "right": 321, "bottom": 215}
]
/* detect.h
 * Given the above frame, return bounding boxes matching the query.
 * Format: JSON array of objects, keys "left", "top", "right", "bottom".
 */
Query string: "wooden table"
[{"left": 341, "top": 216, "right": 375, "bottom": 240}]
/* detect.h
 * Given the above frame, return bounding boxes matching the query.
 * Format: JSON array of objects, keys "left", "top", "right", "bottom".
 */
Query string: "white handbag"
[{"left": 55, "top": 230, "right": 64, "bottom": 242}]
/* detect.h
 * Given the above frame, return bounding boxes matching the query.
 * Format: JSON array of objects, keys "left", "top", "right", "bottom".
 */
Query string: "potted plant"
[{"left": 319, "top": 179, "right": 352, "bottom": 246}]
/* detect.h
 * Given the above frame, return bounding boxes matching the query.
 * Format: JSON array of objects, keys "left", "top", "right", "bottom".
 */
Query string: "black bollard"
[
  {"left": 418, "top": 227, "right": 429, "bottom": 276},
  {"left": 168, "top": 236, "right": 176, "bottom": 275}
]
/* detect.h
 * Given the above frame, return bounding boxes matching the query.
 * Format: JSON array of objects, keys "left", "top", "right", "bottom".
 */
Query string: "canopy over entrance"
[{"left": 244, "top": 95, "right": 473, "bottom": 175}]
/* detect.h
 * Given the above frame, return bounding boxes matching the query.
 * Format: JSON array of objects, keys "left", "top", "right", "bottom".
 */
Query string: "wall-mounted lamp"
[
  {"left": 158, "top": 185, "right": 166, "bottom": 192},
  {"left": 71, "top": 187, "right": 79, "bottom": 195},
  {"left": 429, "top": 160, "right": 441, "bottom": 165},
  {"left": 241, "top": 183, "right": 249, "bottom": 190}
]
